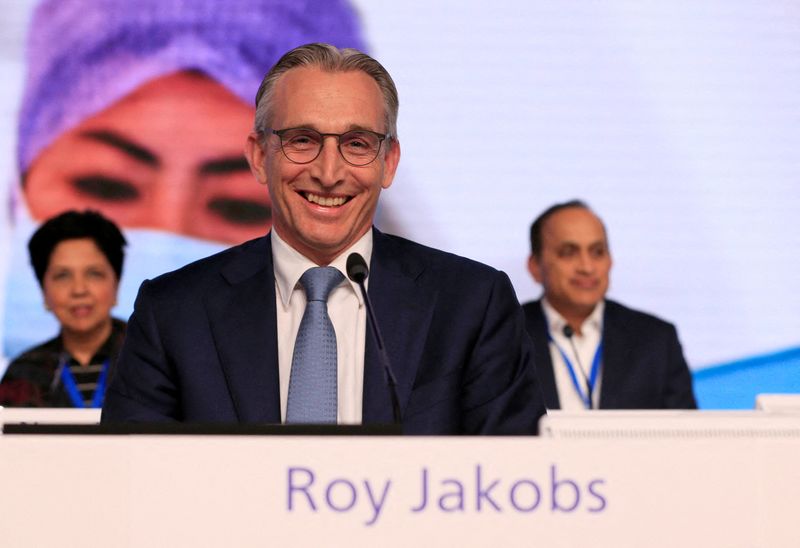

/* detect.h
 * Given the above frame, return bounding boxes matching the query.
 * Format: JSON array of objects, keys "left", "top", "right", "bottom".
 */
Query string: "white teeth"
[{"left": 306, "top": 193, "right": 346, "bottom": 207}]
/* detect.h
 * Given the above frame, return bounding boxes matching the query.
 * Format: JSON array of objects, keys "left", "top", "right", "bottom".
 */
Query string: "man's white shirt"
[
  {"left": 541, "top": 298, "right": 604, "bottom": 411},
  {"left": 271, "top": 229, "right": 370, "bottom": 423}
]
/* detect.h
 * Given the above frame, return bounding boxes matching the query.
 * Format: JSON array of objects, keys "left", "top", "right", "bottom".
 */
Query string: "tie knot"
[{"left": 300, "top": 266, "right": 344, "bottom": 302}]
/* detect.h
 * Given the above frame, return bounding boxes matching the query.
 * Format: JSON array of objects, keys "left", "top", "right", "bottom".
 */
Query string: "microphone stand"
[{"left": 346, "top": 253, "right": 402, "bottom": 424}]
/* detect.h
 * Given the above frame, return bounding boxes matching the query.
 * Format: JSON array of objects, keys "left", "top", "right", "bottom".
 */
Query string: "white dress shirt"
[
  {"left": 541, "top": 299, "right": 605, "bottom": 411},
  {"left": 271, "top": 229, "right": 370, "bottom": 423}
]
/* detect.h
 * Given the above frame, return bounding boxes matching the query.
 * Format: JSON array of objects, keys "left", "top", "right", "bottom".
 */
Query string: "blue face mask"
[
  {"left": 2, "top": 208, "right": 229, "bottom": 361},
  {"left": 116, "top": 228, "right": 229, "bottom": 315}
]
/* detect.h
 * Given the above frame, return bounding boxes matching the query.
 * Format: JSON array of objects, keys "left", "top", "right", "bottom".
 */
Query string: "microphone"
[
  {"left": 346, "top": 253, "right": 402, "bottom": 424},
  {"left": 562, "top": 324, "right": 593, "bottom": 410}
]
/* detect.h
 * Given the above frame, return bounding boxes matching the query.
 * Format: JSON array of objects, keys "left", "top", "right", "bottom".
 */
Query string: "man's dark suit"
[
  {"left": 103, "top": 229, "right": 545, "bottom": 434},
  {"left": 522, "top": 299, "right": 696, "bottom": 409}
]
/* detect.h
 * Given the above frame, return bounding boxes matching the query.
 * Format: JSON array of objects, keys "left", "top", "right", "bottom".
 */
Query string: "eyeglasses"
[{"left": 269, "top": 127, "right": 389, "bottom": 167}]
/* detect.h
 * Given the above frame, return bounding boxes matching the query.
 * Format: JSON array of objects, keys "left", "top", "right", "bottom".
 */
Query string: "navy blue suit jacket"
[
  {"left": 103, "top": 229, "right": 545, "bottom": 434},
  {"left": 522, "top": 299, "right": 697, "bottom": 409}
]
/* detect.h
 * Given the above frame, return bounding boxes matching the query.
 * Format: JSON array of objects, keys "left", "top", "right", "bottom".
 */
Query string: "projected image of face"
[{"left": 24, "top": 71, "right": 271, "bottom": 244}]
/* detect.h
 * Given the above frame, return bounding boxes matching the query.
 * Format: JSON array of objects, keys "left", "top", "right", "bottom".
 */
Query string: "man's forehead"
[
  {"left": 274, "top": 66, "right": 380, "bottom": 96},
  {"left": 272, "top": 66, "right": 383, "bottom": 123},
  {"left": 543, "top": 208, "right": 608, "bottom": 244}
]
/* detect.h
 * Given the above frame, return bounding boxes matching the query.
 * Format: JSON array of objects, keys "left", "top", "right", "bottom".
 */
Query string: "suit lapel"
[
  {"left": 204, "top": 237, "right": 281, "bottom": 423},
  {"left": 599, "top": 301, "right": 632, "bottom": 409},
  {"left": 362, "top": 230, "right": 435, "bottom": 424},
  {"left": 526, "top": 301, "right": 561, "bottom": 409}
]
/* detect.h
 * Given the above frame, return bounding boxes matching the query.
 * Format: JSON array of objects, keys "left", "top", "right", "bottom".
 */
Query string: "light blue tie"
[{"left": 286, "top": 266, "right": 344, "bottom": 423}]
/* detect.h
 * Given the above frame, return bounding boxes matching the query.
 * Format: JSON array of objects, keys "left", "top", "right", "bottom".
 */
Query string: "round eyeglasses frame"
[{"left": 268, "top": 127, "right": 389, "bottom": 167}]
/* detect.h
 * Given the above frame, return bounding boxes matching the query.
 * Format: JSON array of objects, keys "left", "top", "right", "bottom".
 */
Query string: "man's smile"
[
  {"left": 570, "top": 278, "right": 600, "bottom": 290},
  {"left": 302, "top": 191, "right": 350, "bottom": 207}
]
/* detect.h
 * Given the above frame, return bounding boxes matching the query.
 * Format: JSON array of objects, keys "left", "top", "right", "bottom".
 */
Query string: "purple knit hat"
[{"left": 18, "top": 0, "right": 366, "bottom": 174}]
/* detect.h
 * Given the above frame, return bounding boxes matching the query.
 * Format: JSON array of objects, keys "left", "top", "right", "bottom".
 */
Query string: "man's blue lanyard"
[
  {"left": 547, "top": 331, "right": 603, "bottom": 409},
  {"left": 58, "top": 356, "right": 110, "bottom": 408}
]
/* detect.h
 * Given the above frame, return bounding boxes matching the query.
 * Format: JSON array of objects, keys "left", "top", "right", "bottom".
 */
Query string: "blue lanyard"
[
  {"left": 547, "top": 331, "right": 603, "bottom": 409},
  {"left": 59, "top": 357, "right": 110, "bottom": 408}
]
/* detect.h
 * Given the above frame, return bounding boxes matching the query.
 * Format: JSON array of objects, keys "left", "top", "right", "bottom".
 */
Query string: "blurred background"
[{"left": 1, "top": 0, "right": 797, "bottom": 407}]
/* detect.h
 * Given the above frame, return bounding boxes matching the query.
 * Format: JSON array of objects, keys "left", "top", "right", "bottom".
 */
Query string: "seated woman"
[{"left": 0, "top": 210, "right": 126, "bottom": 407}]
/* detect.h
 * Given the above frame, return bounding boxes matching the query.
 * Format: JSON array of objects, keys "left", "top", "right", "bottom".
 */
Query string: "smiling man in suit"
[
  {"left": 523, "top": 200, "right": 697, "bottom": 410},
  {"left": 102, "top": 43, "right": 544, "bottom": 433}
]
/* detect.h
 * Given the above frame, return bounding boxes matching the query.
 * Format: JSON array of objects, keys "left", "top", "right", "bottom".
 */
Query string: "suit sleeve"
[
  {"left": 460, "top": 271, "right": 547, "bottom": 434},
  {"left": 102, "top": 280, "right": 181, "bottom": 422},
  {"left": 662, "top": 324, "right": 698, "bottom": 409}
]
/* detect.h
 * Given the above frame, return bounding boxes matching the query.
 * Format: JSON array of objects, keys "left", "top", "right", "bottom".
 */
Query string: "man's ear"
[
  {"left": 244, "top": 132, "right": 269, "bottom": 185},
  {"left": 527, "top": 255, "right": 543, "bottom": 284}
]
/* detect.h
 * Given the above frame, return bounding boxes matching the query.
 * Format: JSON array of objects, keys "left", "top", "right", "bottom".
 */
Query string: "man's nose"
[
  {"left": 312, "top": 136, "right": 346, "bottom": 187},
  {"left": 576, "top": 251, "right": 595, "bottom": 273}
]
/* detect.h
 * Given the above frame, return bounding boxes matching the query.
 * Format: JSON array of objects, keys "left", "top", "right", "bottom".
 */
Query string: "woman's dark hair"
[{"left": 28, "top": 210, "right": 127, "bottom": 286}]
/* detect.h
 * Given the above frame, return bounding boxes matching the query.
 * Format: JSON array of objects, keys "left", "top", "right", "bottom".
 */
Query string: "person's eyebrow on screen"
[
  {"left": 199, "top": 156, "right": 270, "bottom": 225},
  {"left": 80, "top": 130, "right": 160, "bottom": 167},
  {"left": 198, "top": 156, "right": 250, "bottom": 176}
]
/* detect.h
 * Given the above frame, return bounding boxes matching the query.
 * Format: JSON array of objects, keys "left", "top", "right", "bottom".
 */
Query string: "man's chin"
[
  {"left": 293, "top": 234, "right": 353, "bottom": 264},
  {"left": 574, "top": 298, "right": 603, "bottom": 314},
  {"left": 555, "top": 295, "right": 602, "bottom": 317}
]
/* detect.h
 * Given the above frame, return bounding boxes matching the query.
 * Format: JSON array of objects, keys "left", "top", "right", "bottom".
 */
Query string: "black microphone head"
[
  {"left": 346, "top": 253, "right": 369, "bottom": 283},
  {"left": 562, "top": 325, "right": 574, "bottom": 338}
]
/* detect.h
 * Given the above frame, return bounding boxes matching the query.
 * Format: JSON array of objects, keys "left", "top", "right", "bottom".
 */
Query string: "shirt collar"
[
  {"left": 271, "top": 228, "right": 373, "bottom": 308},
  {"left": 541, "top": 297, "right": 605, "bottom": 337},
  {"left": 56, "top": 317, "right": 124, "bottom": 364}
]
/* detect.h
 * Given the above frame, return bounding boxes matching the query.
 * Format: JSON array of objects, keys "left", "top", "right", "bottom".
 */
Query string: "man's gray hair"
[{"left": 253, "top": 43, "right": 399, "bottom": 145}]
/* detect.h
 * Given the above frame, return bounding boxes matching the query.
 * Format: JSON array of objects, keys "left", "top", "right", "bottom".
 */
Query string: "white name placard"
[{"left": 0, "top": 434, "right": 798, "bottom": 547}]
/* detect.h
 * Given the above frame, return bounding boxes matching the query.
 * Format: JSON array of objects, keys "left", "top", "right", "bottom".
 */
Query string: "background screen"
[{"left": 1, "top": 0, "right": 798, "bottom": 407}]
